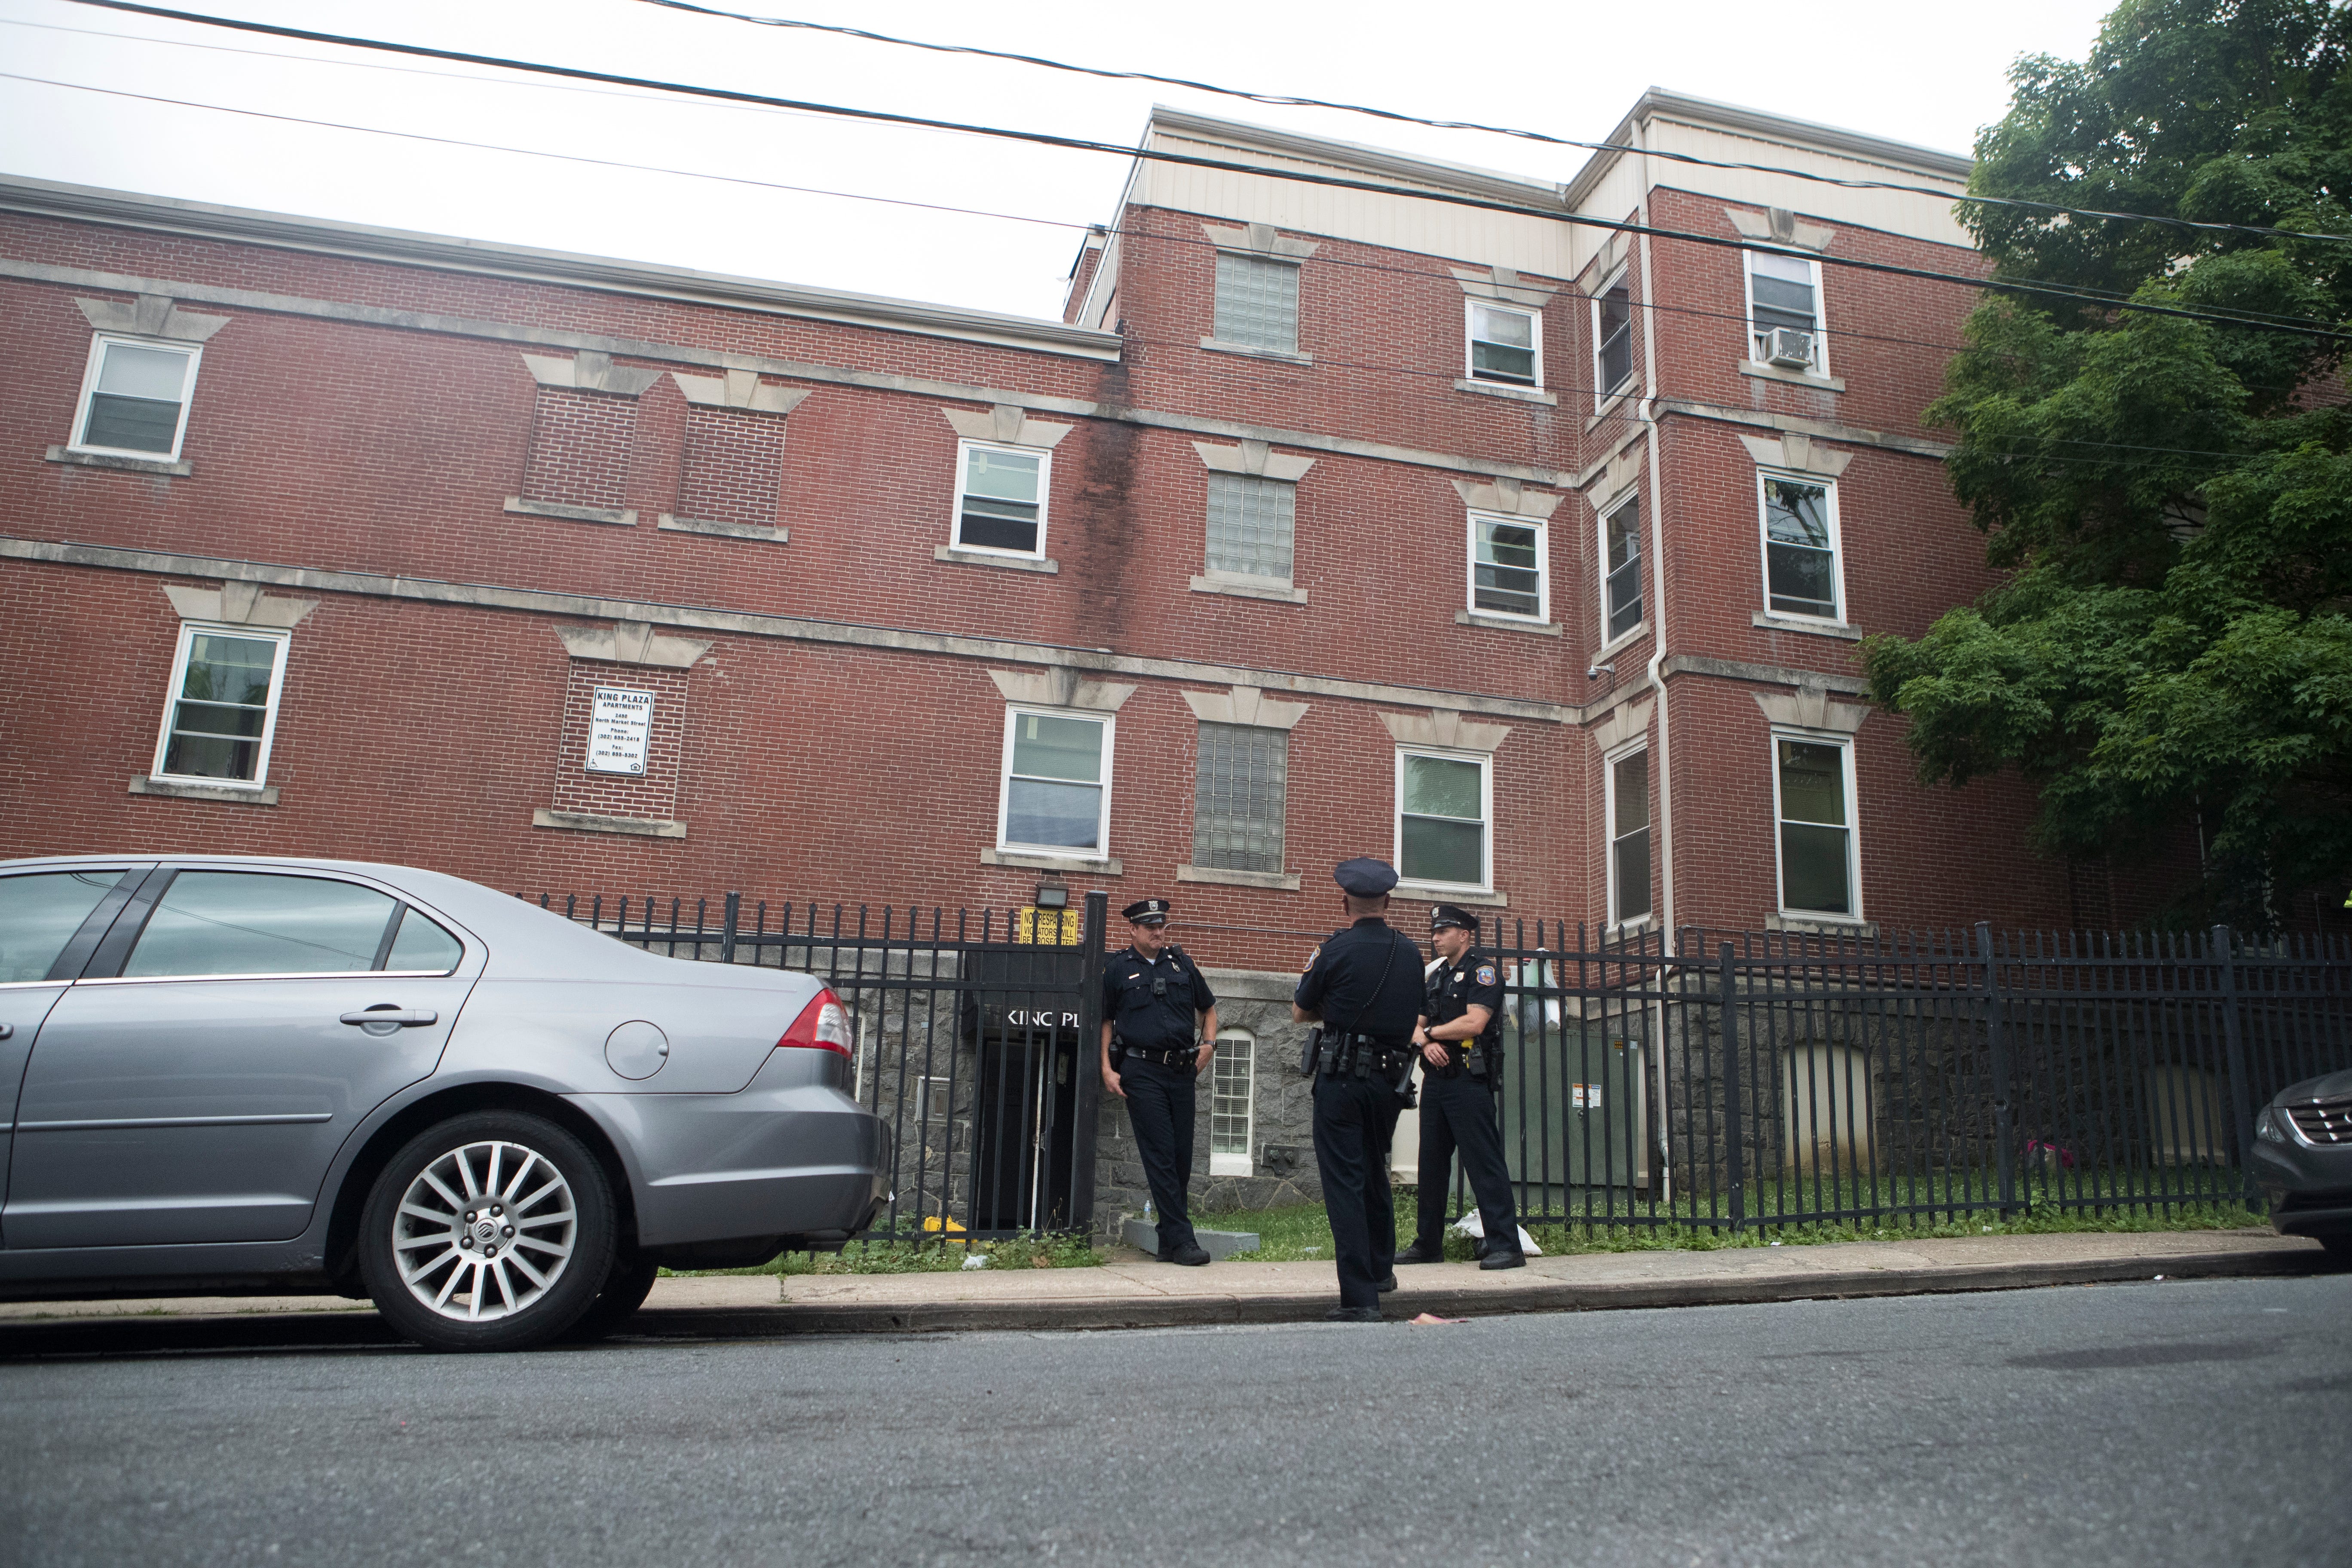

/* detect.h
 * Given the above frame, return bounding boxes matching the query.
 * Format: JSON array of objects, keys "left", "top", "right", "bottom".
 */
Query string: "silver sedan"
[{"left": 0, "top": 854, "right": 887, "bottom": 1351}]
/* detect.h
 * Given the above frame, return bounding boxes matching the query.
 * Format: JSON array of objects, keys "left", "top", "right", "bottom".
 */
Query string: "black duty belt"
[
  {"left": 1317, "top": 1033, "right": 1413, "bottom": 1078},
  {"left": 1121, "top": 1044, "right": 1197, "bottom": 1067}
]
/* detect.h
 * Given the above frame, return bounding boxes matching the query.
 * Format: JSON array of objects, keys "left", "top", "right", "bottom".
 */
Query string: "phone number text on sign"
[{"left": 587, "top": 686, "right": 655, "bottom": 775}]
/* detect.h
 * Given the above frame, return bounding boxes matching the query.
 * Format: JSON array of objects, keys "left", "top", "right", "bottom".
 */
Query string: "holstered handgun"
[{"left": 1296, "top": 1026, "right": 1325, "bottom": 1079}]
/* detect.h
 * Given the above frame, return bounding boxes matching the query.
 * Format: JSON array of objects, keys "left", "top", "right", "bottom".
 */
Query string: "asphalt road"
[{"left": 2, "top": 1276, "right": 2345, "bottom": 1568}]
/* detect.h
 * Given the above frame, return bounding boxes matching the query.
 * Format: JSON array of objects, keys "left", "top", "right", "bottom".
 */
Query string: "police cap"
[
  {"left": 1332, "top": 858, "right": 1399, "bottom": 897},
  {"left": 1430, "top": 903, "right": 1480, "bottom": 934},
  {"left": 1121, "top": 897, "right": 1170, "bottom": 925}
]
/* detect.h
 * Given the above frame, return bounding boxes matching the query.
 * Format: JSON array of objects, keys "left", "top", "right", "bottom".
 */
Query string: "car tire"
[
  {"left": 562, "top": 1250, "right": 662, "bottom": 1342},
  {"left": 358, "top": 1110, "right": 616, "bottom": 1353}
]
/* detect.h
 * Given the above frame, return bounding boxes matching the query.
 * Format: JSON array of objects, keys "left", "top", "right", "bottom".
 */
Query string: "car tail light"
[{"left": 778, "top": 988, "right": 853, "bottom": 1057}]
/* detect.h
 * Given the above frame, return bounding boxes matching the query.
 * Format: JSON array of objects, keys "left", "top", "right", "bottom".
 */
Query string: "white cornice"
[
  {"left": 1146, "top": 106, "right": 1568, "bottom": 212},
  {"left": 0, "top": 173, "right": 1125, "bottom": 362}
]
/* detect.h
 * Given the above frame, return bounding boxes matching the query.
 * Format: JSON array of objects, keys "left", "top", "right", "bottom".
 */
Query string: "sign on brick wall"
[{"left": 587, "top": 686, "right": 654, "bottom": 775}]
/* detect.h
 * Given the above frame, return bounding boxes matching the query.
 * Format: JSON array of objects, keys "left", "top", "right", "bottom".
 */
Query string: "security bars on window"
[
  {"left": 1205, "top": 474, "right": 1296, "bottom": 582},
  {"left": 1191, "top": 722, "right": 1288, "bottom": 874},
  {"left": 74, "top": 336, "right": 199, "bottom": 459},
  {"left": 1213, "top": 252, "right": 1301, "bottom": 353}
]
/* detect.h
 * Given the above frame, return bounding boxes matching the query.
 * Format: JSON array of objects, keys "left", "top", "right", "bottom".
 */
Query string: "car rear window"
[
  {"left": 123, "top": 871, "right": 399, "bottom": 978},
  {"left": 0, "top": 870, "right": 130, "bottom": 983},
  {"left": 384, "top": 906, "right": 464, "bottom": 973}
]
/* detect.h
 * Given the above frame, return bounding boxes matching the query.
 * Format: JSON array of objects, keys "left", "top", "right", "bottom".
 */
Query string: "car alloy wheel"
[
  {"left": 359, "top": 1110, "right": 614, "bottom": 1353},
  {"left": 394, "top": 1139, "right": 578, "bottom": 1322}
]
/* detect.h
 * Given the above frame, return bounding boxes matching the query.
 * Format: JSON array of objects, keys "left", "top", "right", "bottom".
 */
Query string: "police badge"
[{"left": 1475, "top": 963, "right": 1498, "bottom": 987}]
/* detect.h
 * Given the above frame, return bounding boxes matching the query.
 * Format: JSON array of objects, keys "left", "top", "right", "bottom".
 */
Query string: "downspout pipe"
[{"left": 1632, "top": 112, "right": 1677, "bottom": 1202}]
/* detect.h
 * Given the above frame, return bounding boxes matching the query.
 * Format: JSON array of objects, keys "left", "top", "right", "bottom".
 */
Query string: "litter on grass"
[
  {"left": 1448, "top": 1212, "right": 1544, "bottom": 1256},
  {"left": 961, "top": 1253, "right": 990, "bottom": 1270}
]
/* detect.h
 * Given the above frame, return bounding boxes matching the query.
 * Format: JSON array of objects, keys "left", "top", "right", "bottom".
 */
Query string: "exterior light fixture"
[{"left": 1033, "top": 883, "right": 1069, "bottom": 910}]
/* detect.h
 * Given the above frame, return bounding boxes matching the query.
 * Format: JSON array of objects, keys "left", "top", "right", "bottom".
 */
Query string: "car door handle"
[
  {"left": 340, "top": 1008, "right": 439, "bottom": 1028},
  {"left": 0, "top": 1023, "right": 12, "bottom": 1041}
]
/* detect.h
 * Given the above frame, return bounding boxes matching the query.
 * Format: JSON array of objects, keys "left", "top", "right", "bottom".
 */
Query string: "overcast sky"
[{"left": 0, "top": 0, "right": 2122, "bottom": 319}]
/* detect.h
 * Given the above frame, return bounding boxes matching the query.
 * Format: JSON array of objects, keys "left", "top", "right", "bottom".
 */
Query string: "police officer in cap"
[
  {"left": 1292, "top": 858, "right": 1427, "bottom": 1320},
  {"left": 1100, "top": 897, "right": 1218, "bottom": 1266},
  {"left": 1397, "top": 904, "right": 1525, "bottom": 1270}
]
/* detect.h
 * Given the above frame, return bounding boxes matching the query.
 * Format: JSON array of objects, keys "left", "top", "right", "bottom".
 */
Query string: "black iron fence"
[
  {"left": 524, "top": 887, "right": 2351, "bottom": 1237},
  {"left": 524, "top": 888, "right": 1109, "bottom": 1241}
]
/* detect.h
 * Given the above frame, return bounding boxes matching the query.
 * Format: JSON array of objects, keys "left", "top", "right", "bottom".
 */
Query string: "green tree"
[{"left": 1863, "top": 0, "right": 2352, "bottom": 931}]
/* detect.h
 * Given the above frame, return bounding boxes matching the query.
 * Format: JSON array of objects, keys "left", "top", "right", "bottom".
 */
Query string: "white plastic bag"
[{"left": 1447, "top": 1210, "right": 1543, "bottom": 1257}]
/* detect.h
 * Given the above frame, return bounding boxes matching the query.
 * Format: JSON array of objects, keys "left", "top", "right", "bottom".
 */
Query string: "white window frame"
[
  {"left": 1742, "top": 250, "right": 1830, "bottom": 377},
  {"left": 150, "top": 621, "right": 292, "bottom": 790},
  {"left": 1755, "top": 469, "right": 1847, "bottom": 625},
  {"left": 1589, "top": 268, "right": 1634, "bottom": 409},
  {"left": 1466, "top": 511, "right": 1550, "bottom": 624},
  {"left": 1597, "top": 490, "right": 1642, "bottom": 643},
  {"left": 1604, "top": 738, "right": 1652, "bottom": 931},
  {"left": 70, "top": 334, "right": 202, "bottom": 461},
  {"left": 1394, "top": 746, "right": 1494, "bottom": 894},
  {"left": 1768, "top": 729, "right": 1864, "bottom": 921},
  {"left": 995, "top": 704, "right": 1114, "bottom": 861},
  {"left": 1463, "top": 298, "right": 1543, "bottom": 390},
  {"left": 1209, "top": 1026, "right": 1256, "bottom": 1176},
  {"left": 951, "top": 438, "right": 1053, "bottom": 560}
]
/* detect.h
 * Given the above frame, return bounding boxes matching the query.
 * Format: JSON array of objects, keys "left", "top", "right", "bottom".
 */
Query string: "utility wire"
[
  {"left": 641, "top": 0, "right": 2352, "bottom": 248},
  {"left": 60, "top": 2, "right": 2352, "bottom": 343}
]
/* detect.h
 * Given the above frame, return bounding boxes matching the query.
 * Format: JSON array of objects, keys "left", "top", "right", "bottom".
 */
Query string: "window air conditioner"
[{"left": 1764, "top": 327, "right": 1816, "bottom": 369}]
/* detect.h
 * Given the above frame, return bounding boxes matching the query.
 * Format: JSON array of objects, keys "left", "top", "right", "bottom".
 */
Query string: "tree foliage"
[{"left": 1862, "top": 0, "right": 2352, "bottom": 930}]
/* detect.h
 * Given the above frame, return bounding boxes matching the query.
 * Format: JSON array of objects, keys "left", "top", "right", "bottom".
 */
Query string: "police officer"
[
  {"left": 1396, "top": 904, "right": 1525, "bottom": 1270},
  {"left": 1100, "top": 897, "right": 1218, "bottom": 1267},
  {"left": 1292, "top": 858, "right": 1427, "bottom": 1320}
]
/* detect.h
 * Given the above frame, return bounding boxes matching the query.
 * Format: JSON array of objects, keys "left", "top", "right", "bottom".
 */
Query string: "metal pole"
[
  {"left": 2212, "top": 924, "right": 2259, "bottom": 1199},
  {"left": 721, "top": 891, "right": 740, "bottom": 966},
  {"left": 1067, "top": 890, "right": 1110, "bottom": 1234},
  {"left": 1719, "top": 943, "right": 1745, "bottom": 1231},
  {"left": 1977, "top": 922, "right": 2018, "bottom": 1217}
]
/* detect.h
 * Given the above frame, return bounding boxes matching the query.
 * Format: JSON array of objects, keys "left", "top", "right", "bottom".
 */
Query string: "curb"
[{"left": 633, "top": 1245, "right": 2339, "bottom": 1338}]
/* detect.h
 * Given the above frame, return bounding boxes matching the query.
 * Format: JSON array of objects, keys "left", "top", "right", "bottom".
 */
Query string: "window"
[
  {"left": 998, "top": 708, "right": 1111, "bottom": 857},
  {"left": 72, "top": 336, "right": 199, "bottom": 459},
  {"left": 1469, "top": 513, "right": 1547, "bottom": 622},
  {"left": 953, "top": 441, "right": 1050, "bottom": 556},
  {"left": 0, "top": 870, "right": 131, "bottom": 983},
  {"left": 1192, "top": 722, "right": 1287, "bottom": 873},
  {"left": 1397, "top": 749, "right": 1490, "bottom": 890},
  {"left": 1205, "top": 474, "right": 1295, "bottom": 582},
  {"left": 1758, "top": 474, "right": 1843, "bottom": 621},
  {"left": 1608, "top": 748, "right": 1652, "bottom": 925},
  {"left": 1746, "top": 250, "right": 1825, "bottom": 372},
  {"left": 1210, "top": 1028, "right": 1255, "bottom": 1176},
  {"left": 152, "top": 624, "right": 290, "bottom": 788},
  {"left": 385, "top": 906, "right": 465, "bottom": 973},
  {"left": 123, "top": 872, "right": 398, "bottom": 978},
  {"left": 1601, "top": 495, "right": 1642, "bottom": 641},
  {"left": 1592, "top": 276, "right": 1633, "bottom": 403},
  {"left": 1213, "top": 252, "right": 1300, "bottom": 353},
  {"left": 1466, "top": 301, "right": 1540, "bottom": 388},
  {"left": 1774, "top": 737, "right": 1857, "bottom": 916}
]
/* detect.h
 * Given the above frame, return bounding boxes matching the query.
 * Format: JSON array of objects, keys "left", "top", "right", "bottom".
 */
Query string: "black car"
[{"left": 2252, "top": 1069, "right": 2352, "bottom": 1262}]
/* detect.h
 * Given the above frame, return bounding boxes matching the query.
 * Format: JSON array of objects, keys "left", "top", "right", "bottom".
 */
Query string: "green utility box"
[{"left": 1494, "top": 1020, "right": 1645, "bottom": 1198}]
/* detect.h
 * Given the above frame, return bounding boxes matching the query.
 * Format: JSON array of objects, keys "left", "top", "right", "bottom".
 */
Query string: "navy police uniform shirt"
[
  {"left": 1295, "top": 918, "right": 1425, "bottom": 1041},
  {"left": 1102, "top": 945, "right": 1215, "bottom": 1051},
  {"left": 1426, "top": 946, "right": 1506, "bottom": 1054}
]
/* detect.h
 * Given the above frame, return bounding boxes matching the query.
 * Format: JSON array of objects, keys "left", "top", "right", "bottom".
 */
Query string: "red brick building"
[{"left": 0, "top": 92, "right": 2158, "bottom": 975}]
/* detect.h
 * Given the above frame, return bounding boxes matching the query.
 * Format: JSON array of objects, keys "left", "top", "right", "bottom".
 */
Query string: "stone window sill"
[
  {"left": 1457, "top": 609, "right": 1560, "bottom": 637},
  {"left": 1740, "top": 361, "right": 1847, "bottom": 393},
  {"left": 129, "top": 775, "right": 276, "bottom": 805},
  {"left": 659, "top": 514, "right": 788, "bottom": 544},
  {"left": 1208, "top": 1154, "right": 1254, "bottom": 1178},
  {"left": 1393, "top": 881, "right": 1508, "bottom": 907},
  {"left": 1177, "top": 864, "right": 1300, "bottom": 891},
  {"left": 1583, "top": 385, "right": 1638, "bottom": 434},
  {"left": 1591, "top": 624, "right": 1648, "bottom": 665},
  {"left": 1607, "top": 917, "right": 1655, "bottom": 940},
  {"left": 505, "top": 496, "right": 636, "bottom": 527},
  {"left": 1191, "top": 573, "right": 1306, "bottom": 605},
  {"left": 937, "top": 545, "right": 1058, "bottom": 575},
  {"left": 1767, "top": 912, "right": 1877, "bottom": 938},
  {"left": 50, "top": 446, "right": 191, "bottom": 477},
  {"left": 1454, "top": 377, "right": 1558, "bottom": 407},
  {"left": 1752, "top": 611, "right": 1860, "bottom": 641},
  {"left": 533, "top": 808, "right": 686, "bottom": 839},
  {"left": 981, "top": 847, "right": 1121, "bottom": 875},
  {"left": 1200, "top": 337, "right": 1312, "bottom": 366}
]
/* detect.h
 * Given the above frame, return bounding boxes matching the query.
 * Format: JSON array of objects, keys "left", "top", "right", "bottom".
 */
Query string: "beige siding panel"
[
  {"left": 1139, "top": 136, "right": 1574, "bottom": 277},
  {"left": 1644, "top": 120, "right": 1973, "bottom": 248},
  {"left": 1567, "top": 158, "right": 1649, "bottom": 280}
]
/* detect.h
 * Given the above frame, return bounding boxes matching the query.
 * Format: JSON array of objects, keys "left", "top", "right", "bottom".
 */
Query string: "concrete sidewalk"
[{"left": 0, "top": 1229, "right": 2333, "bottom": 1341}]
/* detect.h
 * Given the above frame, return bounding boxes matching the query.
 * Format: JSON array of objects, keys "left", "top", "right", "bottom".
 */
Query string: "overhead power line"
[
  {"left": 58, "top": 2, "right": 2352, "bottom": 343},
  {"left": 639, "top": 0, "right": 2352, "bottom": 248}
]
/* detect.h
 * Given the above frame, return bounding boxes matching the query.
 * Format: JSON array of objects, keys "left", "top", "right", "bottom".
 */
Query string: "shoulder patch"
[{"left": 1475, "top": 963, "right": 1498, "bottom": 987}]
